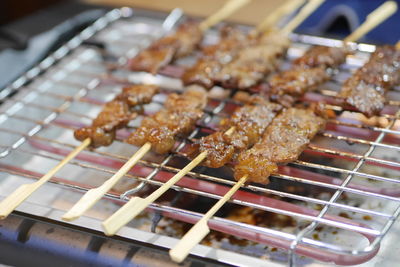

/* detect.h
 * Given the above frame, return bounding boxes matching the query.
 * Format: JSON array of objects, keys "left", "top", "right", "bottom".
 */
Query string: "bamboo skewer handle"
[
  {"left": 102, "top": 126, "right": 237, "bottom": 235},
  {"left": 256, "top": 0, "right": 306, "bottom": 33},
  {"left": 344, "top": 1, "right": 397, "bottom": 43},
  {"left": 169, "top": 175, "right": 247, "bottom": 263},
  {"left": 102, "top": 151, "right": 208, "bottom": 236},
  {"left": 0, "top": 138, "right": 91, "bottom": 220},
  {"left": 281, "top": 0, "right": 325, "bottom": 35},
  {"left": 199, "top": 0, "right": 251, "bottom": 31},
  {"left": 62, "top": 142, "right": 152, "bottom": 221}
]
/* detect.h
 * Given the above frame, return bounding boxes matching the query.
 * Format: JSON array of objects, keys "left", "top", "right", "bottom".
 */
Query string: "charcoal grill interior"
[{"left": 1, "top": 8, "right": 400, "bottom": 266}]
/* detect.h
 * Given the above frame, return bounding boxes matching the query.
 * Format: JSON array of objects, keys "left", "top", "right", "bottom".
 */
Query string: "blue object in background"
[{"left": 296, "top": 0, "right": 400, "bottom": 44}]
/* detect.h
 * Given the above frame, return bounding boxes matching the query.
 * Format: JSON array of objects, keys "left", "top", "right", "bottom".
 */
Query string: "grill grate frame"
[{"left": 0, "top": 8, "right": 399, "bottom": 266}]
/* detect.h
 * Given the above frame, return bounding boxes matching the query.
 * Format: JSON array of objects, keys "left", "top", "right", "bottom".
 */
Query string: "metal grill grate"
[{"left": 0, "top": 8, "right": 400, "bottom": 266}]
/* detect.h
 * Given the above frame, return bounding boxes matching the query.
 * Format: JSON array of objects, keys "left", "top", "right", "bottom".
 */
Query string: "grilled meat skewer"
[
  {"left": 74, "top": 85, "right": 159, "bottom": 148},
  {"left": 214, "top": 30, "right": 291, "bottom": 90},
  {"left": 182, "top": 25, "right": 248, "bottom": 89},
  {"left": 191, "top": 100, "right": 282, "bottom": 168},
  {"left": 235, "top": 107, "right": 326, "bottom": 184},
  {"left": 182, "top": 0, "right": 322, "bottom": 91},
  {"left": 269, "top": 67, "right": 330, "bottom": 96},
  {"left": 339, "top": 45, "right": 400, "bottom": 117},
  {"left": 126, "top": 87, "right": 208, "bottom": 154},
  {"left": 129, "top": 22, "right": 203, "bottom": 74},
  {"left": 128, "top": 0, "right": 251, "bottom": 75},
  {"left": 269, "top": 45, "right": 350, "bottom": 97},
  {"left": 293, "top": 46, "right": 348, "bottom": 68}
]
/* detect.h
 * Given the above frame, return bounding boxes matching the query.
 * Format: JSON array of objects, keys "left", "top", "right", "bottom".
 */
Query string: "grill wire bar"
[
  {"left": 0, "top": 10, "right": 123, "bottom": 157},
  {"left": 288, "top": 109, "right": 400, "bottom": 266},
  {"left": 0, "top": 7, "right": 399, "bottom": 267},
  {"left": 0, "top": 137, "right": 397, "bottom": 220}
]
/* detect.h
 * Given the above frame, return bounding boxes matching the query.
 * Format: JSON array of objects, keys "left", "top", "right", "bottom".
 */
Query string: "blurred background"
[
  {"left": 0, "top": 0, "right": 399, "bottom": 88},
  {"left": 1, "top": 0, "right": 400, "bottom": 43}
]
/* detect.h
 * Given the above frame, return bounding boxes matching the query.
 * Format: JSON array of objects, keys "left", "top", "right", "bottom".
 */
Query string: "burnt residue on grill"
[
  {"left": 151, "top": 191, "right": 185, "bottom": 232},
  {"left": 154, "top": 191, "right": 298, "bottom": 247},
  {"left": 158, "top": 202, "right": 298, "bottom": 248}
]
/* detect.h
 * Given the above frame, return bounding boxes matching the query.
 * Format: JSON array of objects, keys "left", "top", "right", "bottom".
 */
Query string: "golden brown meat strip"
[
  {"left": 339, "top": 45, "right": 400, "bottom": 117},
  {"left": 91, "top": 100, "right": 134, "bottom": 131},
  {"left": 116, "top": 84, "right": 159, "bottom": 107},
  {"left": 182, "top": 59, "right": 222, "bottom": 89},
  {"left": 74, "top": 127, "right": 116, "bottom": 148},
  {"left": 164, "top": 88, "right": 207, "bottom": 111},
  {"left": 126, "top": 87, "right": 207, "bottom": 154},
  {"left": 182, "top": 26, "right": 248, "bottom": 88},
  {"left": 194, "top": 101, "right": 282, "bottom": 168},
  {"left": 74, "top": 85, "right": 159, "bottom": 148},
  {"left": 293, "top": 46, "right": 349, "bottom": 68},
  {"left": 269, "top": 45, "right": 349, "bottom": 97},
  {"left": 129, "top": 22, "right": 202, "bottom": 74},
  {"left": 128, "top": 47, "right": 175, "bottom": 75},
  {"left": 201, "top": 25, "right": 248, "bottom": 60},
  {"left": 234, "top": 108, "right": 326, "bottom": 184},
  {"left": 269, "top": 67, "right": 330, "bottom": 96},
  {"left": 215, "top": 31, "right": 290, "bottom": 90}
]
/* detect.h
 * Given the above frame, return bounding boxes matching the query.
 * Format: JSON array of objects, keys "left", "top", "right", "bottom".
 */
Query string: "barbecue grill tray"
[{"left": 1, "top": 8, "right": 400, "bottom": 267}]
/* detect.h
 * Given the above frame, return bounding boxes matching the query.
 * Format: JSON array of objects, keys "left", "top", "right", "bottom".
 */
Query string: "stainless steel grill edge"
[{"left": 0, "top": 7, "right": 400, "bottom": 267}]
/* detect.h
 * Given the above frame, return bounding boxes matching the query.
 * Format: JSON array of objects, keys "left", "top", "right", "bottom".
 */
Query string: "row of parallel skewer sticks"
[{"left": 1, "top": 0, "right": 400, "bottom": 263}]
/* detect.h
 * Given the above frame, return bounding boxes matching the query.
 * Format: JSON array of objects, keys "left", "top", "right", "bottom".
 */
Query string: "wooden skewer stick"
[
  {"left": 0, "top": 138, "right": 91, "bottom": 219},
  {"left": 255, "top": 0, "right": 306, "bottom": 33},
  {"left": 281, "top": 0, "right": 325, "bottom": 35},
  {"left": 61, "top": 1, "right": 250, "bottom": 222},
  {"left": 101, "top": 126, "right": 236, "bottom": 236},
  {"left": 101, "top": 0, "right": 326, "bottom": 238},
  {"left": 62, "top": 142, "right": 151, "bottom": 221},
  {"left": 199, "top": 0, "right": 251, "bottom": 32},
  {"left": 169, "top": 175, "right": 247, "bottom": 263},
  {"left": 344, "top": 1, "right": 397, "bottom": 43},
  {"left": 102, "top": 151, "right": 208, "bottom": 235},
  {"left": 168, "top": 1, "right": 398, "bottom": 263}
]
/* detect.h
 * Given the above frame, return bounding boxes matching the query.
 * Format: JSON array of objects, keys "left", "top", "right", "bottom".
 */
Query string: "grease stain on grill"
[
  {"left": 203, "top": 232, "right": 250, "bottom": 247},
  {"left": 312, "top": 233, "right": 321, "bottom": 241},
  {"left": 345, "top": 140, "right": 355, "bottom": 146},
  {"left": 338, "top": 212, "right": 351, "bottom": 219},
  {"left": 225, "top": 206, "right": 296, "bottom": 229},
  {"left": 363, "top": 215, "right": 372, "bottom": 221},
  {"left": 87, "top": 236, "right": 106, "bottom": 253},
  {"left": 123, "top": 245, "right": 141, "bottom": 263},
  {"left": 340, "top": 192, "right": 349, "bottom": 201},
  {"left": 313, "top": 204, "right": 323, "bottom": 211},
  {"left": 155, "top": 178, "right": 381, "bottom": 260},
  {"left": 16, "top": 219, "right": 35, "bottom": 243},
  {"left": 160, "top": 195, "right": 298, "bottom": 249}
]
